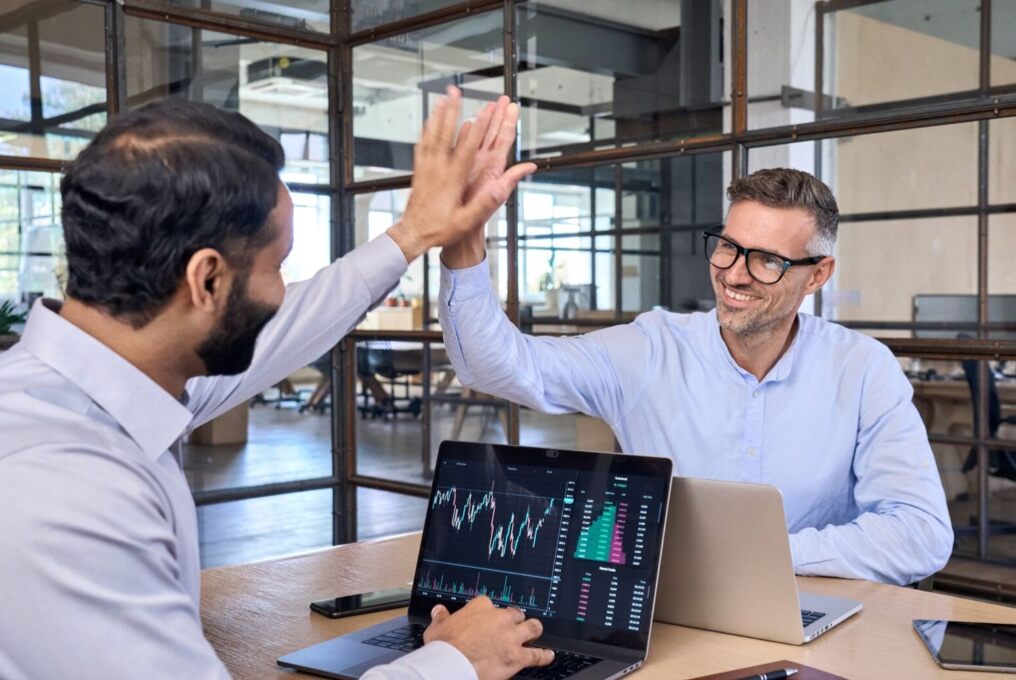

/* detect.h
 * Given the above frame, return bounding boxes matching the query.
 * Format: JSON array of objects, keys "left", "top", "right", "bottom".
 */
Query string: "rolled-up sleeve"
[{"left": 439, "top": 259, "right": 653, "bottom": 426}]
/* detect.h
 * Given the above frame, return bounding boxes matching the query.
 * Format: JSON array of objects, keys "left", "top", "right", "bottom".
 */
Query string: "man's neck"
[
  {"left": 720, "top": 314, "right": 799, "bottom": 382},
  {"left": 59, "top": 298, "right": 197, "bottom": 398}
]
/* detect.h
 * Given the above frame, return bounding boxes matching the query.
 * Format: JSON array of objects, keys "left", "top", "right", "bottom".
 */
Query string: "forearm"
[
  {"left": 439, "top": 260, "right": 633, "bottom": 422},
  {"left": 789, "top": 504, "right": 953, "bottom": 585}
]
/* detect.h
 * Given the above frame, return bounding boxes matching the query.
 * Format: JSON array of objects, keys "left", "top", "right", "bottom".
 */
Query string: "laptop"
[
  {"left": 653, "top": 477, "right": 862, "bottom": 645},
  {"left": 278, "top": 441, "right": 673, "bottom": 679}
]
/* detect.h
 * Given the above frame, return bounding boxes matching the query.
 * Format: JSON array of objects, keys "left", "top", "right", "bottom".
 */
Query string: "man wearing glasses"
[{"left": 437, "top": 168, "right": 953, "bottom": 586}]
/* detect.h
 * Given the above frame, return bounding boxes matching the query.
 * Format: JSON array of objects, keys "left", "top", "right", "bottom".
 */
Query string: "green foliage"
[{"left": 0, "top": 300, "right": 27, "bottom": 335}]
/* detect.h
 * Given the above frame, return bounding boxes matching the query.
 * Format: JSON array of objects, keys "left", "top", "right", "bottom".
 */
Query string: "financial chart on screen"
[{"left": 416, "top": 457, "right": 666, "bottom": 635}]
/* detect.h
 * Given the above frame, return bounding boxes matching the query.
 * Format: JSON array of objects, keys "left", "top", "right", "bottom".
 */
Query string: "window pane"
[
  {"left": 989, "top": 214, "right": 1016, "bottom": 334},
  {"left": 0, "top": 170, "right": 64, "bottom": 305},
  {"left": 748, "top": 0, "right": 982, "bottom": 129},
  {"left": 163, "top": 0, "right": 329, "bottom": 34},
  {"left": 125, "top": 18, "right": 330, "bottom": 184},
  {"left": 518, "top": 0, "right": 724, "bottom": 158},
  {"left": 992, "top": 0, "right": 1016, "bottom": 87},
  {"left": 352, "top": 12, "right": 504, "bottom": 182},
  {"left": 198, "top": 489, "right": 332, "bottom": 568},
  {"left": 0, "top": 0, "right": 106, "bottom": 160},
  {"left": 284, "top": 192, "right": 331, "bottom": 282},
  {"left": 990, "top": 117, "right": 1016, "bottom": 206},
  {"left": 354, "top": 341, "right": 508, "bottom": 487},
  {"left": 749, "top": 123, "right": 979, "bottom": 214},
  {"left": 840, "top": 217, "right": 977, "bottom": 328},
  {"left": 351, "top": 0, "right": 463, "bottom": 34}
]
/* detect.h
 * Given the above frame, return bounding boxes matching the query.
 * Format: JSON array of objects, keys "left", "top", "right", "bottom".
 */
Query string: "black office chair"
[
  {"left": 355, "top": 342, "right": 422, "bottom": 420},
  {"left": 960, "top": 358, "right": 1016, "bottom": 482}
]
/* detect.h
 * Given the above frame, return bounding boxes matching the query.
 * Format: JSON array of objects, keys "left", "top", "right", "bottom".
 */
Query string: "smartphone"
[{"left": 310, "top": 587, "right": 412, "bottom": 619}]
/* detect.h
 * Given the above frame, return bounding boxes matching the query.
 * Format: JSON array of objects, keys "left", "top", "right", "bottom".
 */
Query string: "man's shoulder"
[
  {"left": 797, "top": 313, "right": 894, "bottom": 366},
  {"left": 630, "top": 308, "right": 715, "bottom": 338}
]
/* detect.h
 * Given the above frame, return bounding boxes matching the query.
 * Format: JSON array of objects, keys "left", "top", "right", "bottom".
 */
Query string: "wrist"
[
  {"left": 440, "top": 237, "right": 486, "bottom": 270},
  {"left": 387, "top": 219, "right": 429, "bottom": 263}
]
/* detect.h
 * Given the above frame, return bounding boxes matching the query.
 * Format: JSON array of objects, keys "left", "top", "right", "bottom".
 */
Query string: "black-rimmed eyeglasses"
[{"left": 702, "top": 231, "right": 825, "bottom": 285}]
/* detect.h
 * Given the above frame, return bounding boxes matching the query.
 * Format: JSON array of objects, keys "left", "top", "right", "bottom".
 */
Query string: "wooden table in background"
[{"left": 202, "top": 533, "right": 1016, "bottom": 680}]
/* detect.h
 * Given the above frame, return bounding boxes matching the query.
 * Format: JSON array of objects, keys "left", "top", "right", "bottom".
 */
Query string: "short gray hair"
[{"left": 726, "top": 168, "right": 839, "bottom": 257}]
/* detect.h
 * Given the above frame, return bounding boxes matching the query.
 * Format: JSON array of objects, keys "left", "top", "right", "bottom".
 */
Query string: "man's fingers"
[
  {"left": 502, "top": 606, "right": 526, "bottom": 624},
  {"left": 492, "top": 101, "right": 520, "bottom": 156},
  {"left": 418, "top": 97, "right": 447, "bottom": 155},
  {"left": 482, "top": 96, "right": 510, "bottom": 150},
  {"left": 517, "top": 646, "right": 554, "bottom": 669},
  {"left": 495, "top": 162, "right": 537, "bottom": 195},
  {"left": 436, "top": 85, "right": 462, "bottom": 152},
  {"left": 515, "top": 617, "right": 543, "bottom": 643},
  {"left": 430, "top": 604, "right": 450, "bottom": 623}
]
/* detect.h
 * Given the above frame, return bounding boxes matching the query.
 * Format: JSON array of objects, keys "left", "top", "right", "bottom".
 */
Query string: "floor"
[{"left": 183, "top": 395, "right": 1016, "bottom": 601}]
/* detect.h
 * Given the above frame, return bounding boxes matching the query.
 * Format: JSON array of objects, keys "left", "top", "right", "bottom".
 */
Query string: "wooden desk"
[{"left": 202, "top": 534, "right": 1016, "bottom": 680}]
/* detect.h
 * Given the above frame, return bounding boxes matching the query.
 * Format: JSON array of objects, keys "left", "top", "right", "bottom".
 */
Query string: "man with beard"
[
  {"left": 0, "top": 91, "right": 555, "bottom": 679},
  {"left": 436, "top": 168, "right": 953, "bottom": 587}
]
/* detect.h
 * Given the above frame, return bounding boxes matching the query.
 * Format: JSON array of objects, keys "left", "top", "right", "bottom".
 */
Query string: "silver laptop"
[
  {"left": 278, "top": 440, "right": 673, "bottom": 679},
  {"left": 653, "top": 477, "right": 862, "bottom": 645}
]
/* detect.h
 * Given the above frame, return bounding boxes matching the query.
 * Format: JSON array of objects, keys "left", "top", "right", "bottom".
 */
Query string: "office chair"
[
  {"left": 355, "top": 342, "right": 422, "bottom": 420},
  {"left": 960, "top": 359, "right": 1016, "bottom": 482}
]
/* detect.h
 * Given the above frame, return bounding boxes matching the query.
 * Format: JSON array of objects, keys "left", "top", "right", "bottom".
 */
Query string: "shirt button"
[
  {"left": 747, "top": 447, "right": 757, "bottom": 456},
  {"left": 752, "top": 390, "right": 759, "bottom": 398}
]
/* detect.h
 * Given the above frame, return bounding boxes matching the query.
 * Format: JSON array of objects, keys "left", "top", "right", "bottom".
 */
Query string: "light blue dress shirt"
[
  {"left": 438, "top": 259, "right": 954, "bottom": 586},
  {"left": 0, "top": 235, "right": 476, "bottom": 680}
]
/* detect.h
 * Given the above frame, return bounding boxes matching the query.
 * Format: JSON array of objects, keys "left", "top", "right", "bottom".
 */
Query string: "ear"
[
  {"left": 184, "top": 248, "right": 230, "bottom": 313},
  {"left": 803, "top": 256, "right": 835, "bottom": 295}
]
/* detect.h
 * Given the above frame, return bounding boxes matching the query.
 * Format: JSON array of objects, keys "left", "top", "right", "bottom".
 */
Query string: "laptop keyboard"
[
  {"left": 514, "top": 650, "right": 601, "bottom": 679},
  {"left": 363, "top": 626, "right": 599, "bottom": 679},
  {"left": 801, "top": 609, "right": 826, "bottom": 627},
  {"left": 363, "top": 624, "right": 427, "bottom": 652}
]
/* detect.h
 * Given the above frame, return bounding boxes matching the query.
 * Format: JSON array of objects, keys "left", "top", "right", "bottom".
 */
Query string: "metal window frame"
[{"left": 3, "top": 0, "right": 1016, "bottom": 565}]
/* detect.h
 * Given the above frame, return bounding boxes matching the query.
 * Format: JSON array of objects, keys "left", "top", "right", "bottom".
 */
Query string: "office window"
[
  {"left": 990, "top": 117, "right": 1016, "bottom": 206},
  {"left": 0, "top": 0, "right": 106, "bottom": 160},
  {"left": 517, "top": 0, "right": 723, "bottom": 159},
  {"left": 992, "top": 0, "right": 1016, "bottom": 87},
  {"left": 357, "top": 487, "right": 427, "bottom": 542},
  {"left": 124, "top": 17, "right": 330, "bottom": 184},
  {"left": 989, "top": 215, "right": 1016, "bottom": 330},
  {"left": 351, "top": 0, "right": 464, "bottom": 34},
  {"left": 159, "top": 0, "right": 330, "bottom": 34},
  {"left": 351, "top": 11, "right": 504, "bottom": 182},
  {"left": 747, "top": 0, "right": 983, "bottom": 130},
  {"left": 0, "top": 170, "right": 63, "bottom": 305}
]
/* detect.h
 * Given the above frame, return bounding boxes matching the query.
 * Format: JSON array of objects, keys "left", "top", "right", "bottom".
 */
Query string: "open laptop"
[
  {"left": 278, "top": 441, "right": 673, "bottom": 679},
  {"left": 653, "top": 477, "right": 862, "bottom": 645}
]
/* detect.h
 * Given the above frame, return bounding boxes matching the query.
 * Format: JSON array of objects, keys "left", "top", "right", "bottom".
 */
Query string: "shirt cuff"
[
  {"left": 440, "top": 258, "right": 492, "bottom": 306},
  {"left": 390, "top": 641, "right": 478, "bottom": 680},
  {"left": 348, "top": 234, "right": 409, "bottom": 305}
]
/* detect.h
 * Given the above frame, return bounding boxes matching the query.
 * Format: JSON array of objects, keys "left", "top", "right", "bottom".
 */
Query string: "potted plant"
[{"left": 0, "top": 300, "right": 27, "bottom": 351}]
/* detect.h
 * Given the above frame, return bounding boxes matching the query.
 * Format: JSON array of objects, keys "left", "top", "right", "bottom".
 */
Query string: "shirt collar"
[
  {"left": 18, "top": 299, "right": 193, "bottom": 459},
  {"left": 709, "top": 308, "right": 804, "bottom": 384}
]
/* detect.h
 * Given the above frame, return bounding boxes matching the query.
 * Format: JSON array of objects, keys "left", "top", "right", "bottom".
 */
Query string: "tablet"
[{"left": 914, "top": 619, "right": 1016, "bottom": 672}]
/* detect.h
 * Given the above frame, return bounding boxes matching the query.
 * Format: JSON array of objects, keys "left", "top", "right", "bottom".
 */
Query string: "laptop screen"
[{"left": 409, "top": 441, "right": 672, "bottom": 651}]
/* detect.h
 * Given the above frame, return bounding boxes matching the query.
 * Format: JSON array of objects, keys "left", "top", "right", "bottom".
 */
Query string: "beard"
[
  {"left": 714, "top": 279, "right": 797, "bottom": 338},
  {"left": 197, "top": 273, "right": 279, "bottom": 376}
]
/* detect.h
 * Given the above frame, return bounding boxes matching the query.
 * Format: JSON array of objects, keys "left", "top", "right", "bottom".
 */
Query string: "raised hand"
[
  {"left": 386, "top": 87, "right": 535, "bottom": 264},
  {"left": 441, "top": 95, "right": 535, "bottom": 270}
]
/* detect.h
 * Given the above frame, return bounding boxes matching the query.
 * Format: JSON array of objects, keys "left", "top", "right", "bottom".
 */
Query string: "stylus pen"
[{"left": 733, "top": 669, "right": 798, "bottom": 680}]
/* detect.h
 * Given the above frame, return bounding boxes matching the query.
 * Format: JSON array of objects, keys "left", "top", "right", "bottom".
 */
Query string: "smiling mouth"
[{"left": 723, "top": 285, "right": 760, "bottom": 303}]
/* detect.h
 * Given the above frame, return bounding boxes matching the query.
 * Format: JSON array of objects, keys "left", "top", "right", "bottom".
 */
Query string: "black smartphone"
[{"left": 310, "top": 587, "right": 412, "bottom": 619}]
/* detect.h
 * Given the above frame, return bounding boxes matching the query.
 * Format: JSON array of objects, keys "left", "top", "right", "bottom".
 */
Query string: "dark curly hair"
[{"left": 61, "top": 99, "right": 285, "bottom": 328}]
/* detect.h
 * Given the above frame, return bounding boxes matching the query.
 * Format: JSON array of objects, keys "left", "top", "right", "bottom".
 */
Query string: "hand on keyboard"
[{"left": 423, "top": 596, "right": 555, "bottom": 680}]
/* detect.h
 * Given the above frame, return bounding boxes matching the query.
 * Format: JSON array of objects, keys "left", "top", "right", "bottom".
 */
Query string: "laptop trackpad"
[{"left": 278, "top": 637, "right": 403, "bottom": 679}]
